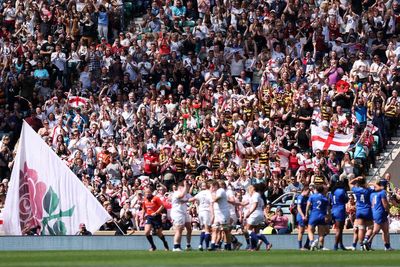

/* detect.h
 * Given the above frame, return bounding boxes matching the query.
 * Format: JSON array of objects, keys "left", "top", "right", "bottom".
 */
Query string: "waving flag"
[
  {"left": 365, "top": 122, "right": 378, "bottom": 134},
  {"left": 298, "top": 153, "right": 314, "bottom": 170},
  {"left": 277, "top": 147, "right": 291, "bottom": 168},
  {"left": 311, "top": 125, "right": 353, "bottom": 152},
  {"left": 275, "top": 126, "right": 283, "bottom": 137},
  {"left": 68, "top": 96, "right": 88, "bottom": 108},
  {"left": 3, "top": 121, "right": 111, "bottom": 235},
  {"left": 235, "top": 77, "right": 246, "bottom": 89},
  {"left": 232, "top": 141, "right": 246, "bottom": 165},
  {"left": 312, "top": 107, "right": 322, "bottom": 125}
]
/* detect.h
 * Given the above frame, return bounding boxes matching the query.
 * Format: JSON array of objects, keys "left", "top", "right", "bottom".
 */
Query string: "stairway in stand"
[{"left": 366, "top": 129, "right": 400, "bottom": 182}]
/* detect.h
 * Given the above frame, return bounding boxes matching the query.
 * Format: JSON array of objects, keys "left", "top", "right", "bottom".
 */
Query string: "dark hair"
[{"left": 316, "top": 185, "right": 324, "bottom": 193}]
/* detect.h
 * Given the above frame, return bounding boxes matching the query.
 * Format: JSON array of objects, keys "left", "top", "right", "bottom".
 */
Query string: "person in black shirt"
[
  {"left": 371, "top": 31, "right": 388, "bottom": 63},
  {"left": 251, "top": 120, "right": 265, "bottom": 147},
  {"left": 115, "top": 210, "right": 134, "bottom": 235},
  {"left": 295, "top": 122, "right": 310, "bottom": 152},
  {"left": 40, "top": 35, "right": 55, "bottom": 58},
  {"left": 333, "top": 87, "right": 354, "bottom": 112},
  {"left": 182, "top": 32, "right": 196, "bottom": 55},
  {"left": 39, "top": 16, "right": 52, "bottom": 39},
  {"left": 185, "top": 1, "right": 198, "bottom": 21},
  {"left": 76, "top": 223, "right": 92, "bottom": 236},
  {"left": 296, "top": 99, "right": 313, "bottom": 127}
]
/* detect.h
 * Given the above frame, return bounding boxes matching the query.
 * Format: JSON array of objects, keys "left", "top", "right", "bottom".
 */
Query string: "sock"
[
  {"left": 334, "top": 244, "right": 338, "bottom": 250},
  {"left": 304, "top": 238, "right": 310, "bottom": 248},
  {"left": 352, "top": 242, "right": 357, "bottom": 248},
  {"left": 257, "top": 234, "right": 270, "bottom": 245},
  {"left": 186, "top": 244, "right": 191, "bottom": 248},
  {"left": 205, "top": 233, "right": 211, "bottom": 248},
  {"left": 174, "top": 244, "right": 181, "bottom": 249},
  {"left": 224, "top": 243, "right": 232, "bottom": 250},
  {"left": 200, "top": 232, "right": 205, "bottom": 247},
  {"left": 210, "top": 243, "right": 216, "bottom": 250},
  {"left": 249, "top": 231, "right": 259, "bottom": 249},
  {"left": 218, "top": 241, "right": 223, "bottom": 248},
  {"left": 298, "top": 240, "right": 302, "bottom": 249},
  {"left": 385, "top": 243, "right": 391, "bottom": 249},
  {"left": 159, "top": 235, "right": 169, "bottom": 250},
  {"left": 146, "top": 235, "right": 156, "bottom": 249}
]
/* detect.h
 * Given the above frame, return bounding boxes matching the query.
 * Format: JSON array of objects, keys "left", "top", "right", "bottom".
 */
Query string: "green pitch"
[{"left": 1, "top": 250, "right": 399, "bottom": 267}]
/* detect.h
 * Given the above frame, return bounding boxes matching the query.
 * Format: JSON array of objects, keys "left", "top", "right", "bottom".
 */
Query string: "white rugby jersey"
[{"left": 195, "top": 190, "right": 212, "bottom": 213}]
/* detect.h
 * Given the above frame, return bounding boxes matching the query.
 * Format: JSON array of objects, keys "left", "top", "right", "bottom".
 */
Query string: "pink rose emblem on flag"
[{"left": 19, "top": 162, "right": 47, "bottom": 231}]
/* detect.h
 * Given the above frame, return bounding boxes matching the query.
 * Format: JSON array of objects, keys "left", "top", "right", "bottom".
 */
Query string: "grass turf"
[{"left": 0, "top": 250, "right": 400, "bottom": 267}]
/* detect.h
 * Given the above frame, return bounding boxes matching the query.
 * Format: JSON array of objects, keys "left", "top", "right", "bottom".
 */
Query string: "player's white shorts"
[
  {"left": 214, "top": 211, "right": 230, "bottom": 226},
  {"left": 171, "top": 212, "right": 191, "bottom": 226},
  {"left": 247, "top": 211, "right": 264, "bottom": 226},
  {"left": 199, "top": 211, "right": 211, "bottom": 226}
]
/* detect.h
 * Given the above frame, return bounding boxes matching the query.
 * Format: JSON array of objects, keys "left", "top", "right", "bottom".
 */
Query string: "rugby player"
[
  {"left": 170, "top": 181, "right": 192, "bottom": 251},
  {"left": 189, "top": 182, "right": 212, "bottom": 251},
  {"left": 330, "top": 179, "right": 348, "bottom": 250},
  {"left": 296, "top": 187, "right": 310, "bottom": 250},
  {"left": 349, "top": 176, "right": 374, "bottom": 250},
  {"left": 367, "top": 180, "right": 394, "bottom": 251},
  {"left": 306, "top": 185, "right": 330, "bottom": 250}
]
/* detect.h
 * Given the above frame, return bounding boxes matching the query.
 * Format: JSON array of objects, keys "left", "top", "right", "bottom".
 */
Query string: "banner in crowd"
[
  {"left": 311, "top": 125, "right": 353, "bottom": 152},
  {"left": 3, "top": 121, "right": 111, "bottom": 235}
]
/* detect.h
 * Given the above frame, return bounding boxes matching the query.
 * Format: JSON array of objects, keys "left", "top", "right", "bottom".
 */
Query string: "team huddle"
[{"left": 140, "top": 176, "right": 393, "bottom": 251}]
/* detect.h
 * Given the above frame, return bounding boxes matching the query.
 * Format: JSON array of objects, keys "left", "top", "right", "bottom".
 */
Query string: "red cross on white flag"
[
  {"left": 68, "top": 96, "right": 88, "bottom": 108},
  {"left": 311, "top": 125, "right": 353, "bottom": 152}
]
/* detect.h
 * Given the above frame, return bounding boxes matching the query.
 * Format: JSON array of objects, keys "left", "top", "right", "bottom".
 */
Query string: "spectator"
[{"left": 270, "top": 206, "right": 289, "bottom": 234}]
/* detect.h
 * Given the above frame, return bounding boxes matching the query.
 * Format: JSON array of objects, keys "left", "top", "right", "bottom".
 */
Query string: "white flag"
[
  {"left": 311, "top": 125, "right": 353, "bottom": 152},
  {"left": 3, "top": 121, "right": 111, "bottom": 235},
  {"left": 277, "top": 147, "right": 291, "bottom": 168}
]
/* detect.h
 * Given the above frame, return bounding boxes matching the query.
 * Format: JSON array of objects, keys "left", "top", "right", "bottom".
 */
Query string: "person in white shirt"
[
  {"left": 171, "top": 181, "right": 192, "bottom": 251},
  {"left": 350, "top": 52, "right": 370, "bottom": 81},
  {"left": 243, "top": 184, "right": 272, "bottom": 251},
  {"left": 121, "top": 103, "right": 134, "bottom": 128},
  {"left": 189, "top": 182, "right": 212, "bottom": 250},
  {"left": 229, "top": 52, "right": 245, "bottom": 77},
  {"left": 51, "top": 44, "right": 66, "bottom": 83},
  {"left": 210, "top": 180, "right": 232, "bottom": 250}
]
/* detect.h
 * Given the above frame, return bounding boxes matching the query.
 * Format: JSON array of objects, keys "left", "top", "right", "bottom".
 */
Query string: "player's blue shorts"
[
  {"left": 356, "top": 209, "right": 373, "bottom": 220},
  {"left": 332, "top": 208, "right": 346, "bottom": 222},
  {"left": 309, "top": 215, "right": 326, "bottom": 227},
  {"left": 373, "top": 212, "right": 388, "bottom": 225},
  {"left": 296, "top": 215, "right": 307, "bottom": 227},
  {"left": 145, "top": 214, "right": 162, "bottom": 229}
]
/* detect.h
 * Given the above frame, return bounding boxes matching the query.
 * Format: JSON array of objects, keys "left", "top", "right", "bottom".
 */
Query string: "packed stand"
[{"left": 0, "top": 0, "right": 400, "bottom": 234}]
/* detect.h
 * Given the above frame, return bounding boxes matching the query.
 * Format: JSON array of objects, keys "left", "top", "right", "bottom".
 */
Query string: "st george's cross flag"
[
  {"left": 3, "top": 121, "right": 111, "bottom": 235},
  {"left": 311, "top": 125, "right": 353, "bottom": 152},
  {"left": 68, "top": 96, "right": 89, "bottom": 108},
  {"left": 365, "top": 121, "right": 378, "bottom": 134}
]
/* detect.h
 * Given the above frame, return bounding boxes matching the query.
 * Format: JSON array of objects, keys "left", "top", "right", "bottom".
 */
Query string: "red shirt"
[
  {"left": 143, "top": 196, "right": 163, "bottom": 216},
  {"left": 288, "top": 154, "right": 299, "bottom": 170},
  {"left": 143, "top": 152, "right": 159, "bottom": 175}
]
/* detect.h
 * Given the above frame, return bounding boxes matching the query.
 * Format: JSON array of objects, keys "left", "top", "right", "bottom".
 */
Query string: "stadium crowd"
[{"left": 1, "top": 0, "right": 400, "bottom": 242}]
